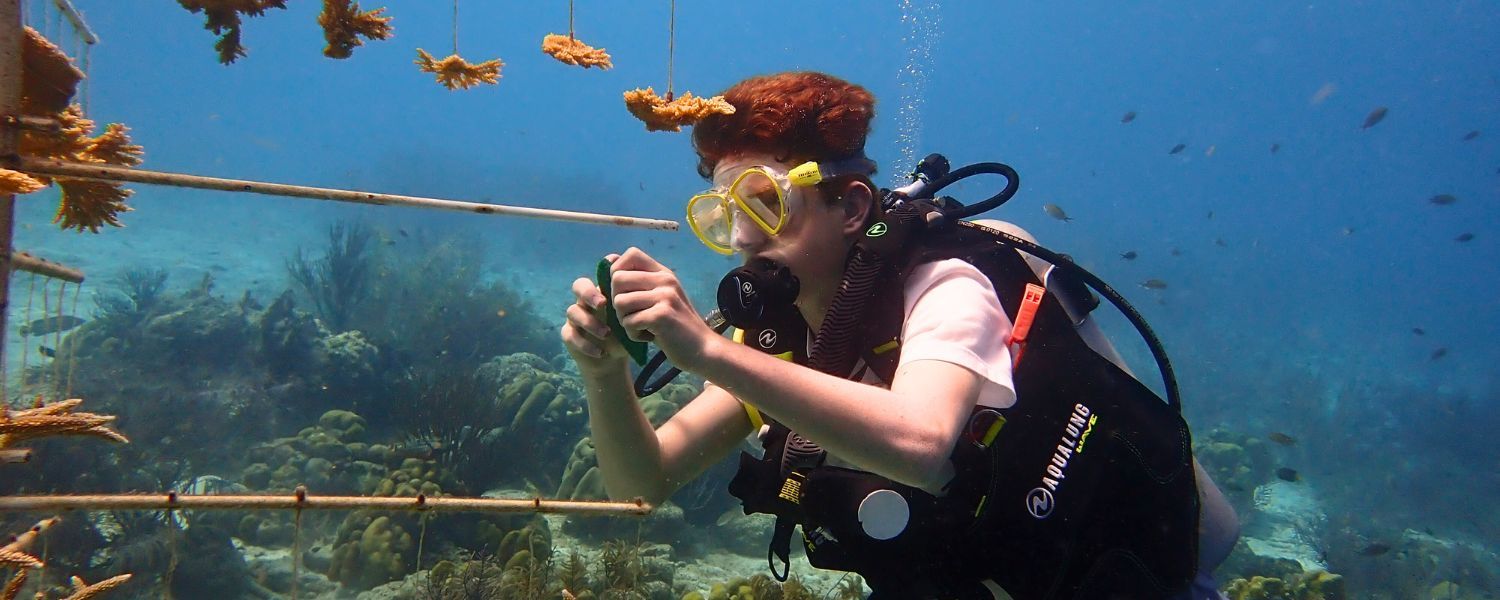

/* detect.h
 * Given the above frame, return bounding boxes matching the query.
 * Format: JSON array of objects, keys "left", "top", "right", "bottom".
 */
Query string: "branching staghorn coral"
[
  {"left": 0, "top": 397, "right": 130, "bottom": 450},
  {"left": 319, "top": 0, "right": 394, "bottom": 59},
  {"left": 15, "top": 106, "right": 144, "bottom": 233},
  {"left": 176, "top": 0, "right": 289, "bottom": 64},
  {"left": 541, "top": 34, "right": 611, "bottom": 69},
  {"left": 623, "top": 87, "right": 735, "bottom": 132},
  {"left": 0, "top": 519, "right": 132, "bottom": 599},
  {"left": 414, "top": 48, "right": 502, "bottom": 90},
  {"left": 21, "top": 27, "right": 82, "bottom": 115}
]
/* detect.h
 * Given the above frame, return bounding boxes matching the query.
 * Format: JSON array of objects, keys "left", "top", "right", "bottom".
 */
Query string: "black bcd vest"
[{"left": 726, "top": 222, "right": 1201, "bottom": 600}]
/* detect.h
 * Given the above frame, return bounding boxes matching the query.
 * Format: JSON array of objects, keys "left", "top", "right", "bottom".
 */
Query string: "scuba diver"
[{"left": 561, "top": 71, "right": 1240, "bottom": 599}]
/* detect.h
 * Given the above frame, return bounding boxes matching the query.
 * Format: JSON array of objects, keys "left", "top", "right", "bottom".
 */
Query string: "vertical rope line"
[
  {"left": 451, "top": 0, "right": 459, "bottom": 55},
  {"left": 165, "top": 508, "right": 180, "bottom": 600},
  {"left": 50, "top": 281, "right": 66, "bottom": 395},
  {"left": 415, "top": 513, "right": 429, "bottom": 572},
  {"left": 568, "top": 0, "right": 574, "bottom": 39},
  {"left": 82, "top": 43, "right": 91, "bottom": 112},
  {"left": 64, "top": 283, "right": 82, "bottom": 397},
  {"left": 39, "top": 278, "right": 50, "bottom": 395},
  {"left": 292, "top": 507, "right": 303, "bottom": 600},
  {"left": 20, "top": 275, "right": 40, "bottom": 394},
  {"left": 666, "top": 0, "right": 675, "bottom": 100}
]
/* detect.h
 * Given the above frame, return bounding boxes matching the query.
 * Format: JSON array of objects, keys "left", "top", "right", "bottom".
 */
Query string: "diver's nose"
[{"left": 729, "top": 209, "right": 771, "bottom": 254}]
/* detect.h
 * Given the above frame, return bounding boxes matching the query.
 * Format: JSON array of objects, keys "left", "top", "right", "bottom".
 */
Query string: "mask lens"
[
  {"left": 730, "top": 170, "right": 786, "bottom": 233},
  {"left": 687, "top": 193, "right": 733, "bottom": 252}
]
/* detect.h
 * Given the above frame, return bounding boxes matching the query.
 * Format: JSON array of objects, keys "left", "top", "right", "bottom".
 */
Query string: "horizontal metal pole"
[
  {"left": 0, "top": 492, "right": 654, "bottom": 516},
  {"left": 3, "top": 156, "right": 681, "bottom": 232},
  {"left": 8, "top": 249, "right": 84, "bottom": 283},
  {"left": 1, "top": 114, "right": 61, "bottom": 133}
]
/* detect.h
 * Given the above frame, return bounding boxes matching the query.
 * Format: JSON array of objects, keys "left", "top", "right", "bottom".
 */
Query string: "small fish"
[
  {"left": 1341, "top": 227, "right": 1356, "bottom": 236},
  {"left": 1359, "top": 542, "right": 1392, "bottom": 557},
  {"left": 1275, "top": 467, "right": 1300, "bottom": 482},
  {"left": 638, "top": 182, "right": 646, "bottom": 191},
  {"left": 1461, "top": 130, "right": 1479, "bottom": 141},
  {"left": 1042, "top": 204, "right": 1073, "bottom": 222},
  {"left": 1268, "top": 432, "right": 1297, "bottom": 446},
  {"left": 1170, "top": 247, "right": 1182, "bottom": 256},
  {"left": 38, "top": 346, "right": 55, "bottom": 358},
  {"left": 1429, "top": 194, "right": 1457, "bottom": 205},
  {"left": 1362, "top": 106, "right": 1388, "bottom": 129},
  {"left": 1121, "top": 111, "right": 1137, "bottom": 124},
  {"left": 17, "top": 315, "right": 85, "bottom": 336},
  {"left": 1169, "top": 143, "right": 1187, "bottom": 155},
  {"left": 397, "top": 228, "right": 409, "bottom": 238},
  {"left": 1206, "top": 211, "right": 1214, "bottom": 220},
  {"left": 1270, "top": 143, "right": 1281, "bottom": 154},
  {"left": 1215, "top": 237, "right": 1227, "bottom": 247},
  {"left": 1454, "top": 232, "right": 1474, "bottom": 242},
  {"left": 1431, "top": 347, "right": 1447, "bottom": 360},
  {"left": 1412, "top": 327, "right": 1425, "bottom": 336},
  {"left": 495, "top": 308, "right": 508, "bottom": 319},
  {"left": 716, "top": 508, "right": 741, "bottom": 527},
  {"left": 1140, "top": 279, "right": 1168, "bottom": 290},
  {"left": 1120, "top": 251, "right": 1138, "bottom": 260},
  {"left": 1204, "top": 145, "right": 1217, "bottom": 157},
  {"left": 1310, "top": 82, "right": 1337, "bottom": 105}
]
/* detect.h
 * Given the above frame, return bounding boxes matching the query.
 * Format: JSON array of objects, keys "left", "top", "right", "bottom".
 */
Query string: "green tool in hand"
[{"left": 596, "top": 258, "right": 650, "bottom": 366}]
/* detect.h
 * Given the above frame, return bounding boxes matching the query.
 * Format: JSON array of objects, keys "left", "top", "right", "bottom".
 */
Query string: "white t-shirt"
[{"left": 869, "top": 257, "right": 1017, "bottom": 409}]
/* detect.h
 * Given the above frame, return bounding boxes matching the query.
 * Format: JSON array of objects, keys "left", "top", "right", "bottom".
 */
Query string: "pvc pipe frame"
[
  {"left": 3, "top": 156, "right": 681, "bottom": 232},
  {"left": 0, "top": 491, "right": 655, "bottom": 517}
]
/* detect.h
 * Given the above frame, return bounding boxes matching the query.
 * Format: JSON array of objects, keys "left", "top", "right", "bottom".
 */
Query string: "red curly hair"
[{"left": 692, "top": 72, "right": 876, "bottom": 180}]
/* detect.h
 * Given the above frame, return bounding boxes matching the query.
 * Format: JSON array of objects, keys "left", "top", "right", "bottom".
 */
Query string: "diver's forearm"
[
  {"left": 579, "top": 365, "right": 668, "bottom": 502},
  {"left": 693, "top": 337, "right": 953, "bottom": 490}
]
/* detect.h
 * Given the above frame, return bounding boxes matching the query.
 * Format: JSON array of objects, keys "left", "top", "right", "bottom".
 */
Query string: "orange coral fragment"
[
  {"left": 0, "top": 397, "right": 130, "bottom": 448},
  {"left": 319, "top": 0, "right": 394, "bottom": 59},
  {"left": 15, "top": 107, "right": 143, "bottom": 233},
  {"left": 414, "top": 48, "right": 502, "bottom": 90},
  {"left": 177, "top": 0, "right": 289, "bottom": 64},
  {"left": 0, "top": 170, "right": 46, "bottom": 196},
  {"left": 623, "top": 87, "right": 735, "bottom": 132},
  {"left": 541, "top": 33, "right": 612, "bottom": 69},
  {"left": 21, "top": 27, "right": 83, "bottom": 115},
  {"left": 62, "top": 574, "right": 133, "bottom": 600}
]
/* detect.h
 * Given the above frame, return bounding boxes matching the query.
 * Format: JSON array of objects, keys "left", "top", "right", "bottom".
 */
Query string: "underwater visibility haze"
[{"left": 1, "top": 0, "right": 1497, "bottom": 598}]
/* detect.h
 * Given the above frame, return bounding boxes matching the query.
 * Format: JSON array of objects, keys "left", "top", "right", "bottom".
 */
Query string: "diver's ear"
[{"left": 839, "top": 180, "right": 875, "bottom": 237}]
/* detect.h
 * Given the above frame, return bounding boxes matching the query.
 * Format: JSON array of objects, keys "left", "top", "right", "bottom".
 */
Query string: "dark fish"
[
  {"left": 1141, "top": 279, "right": 1168, "bottom": 290},
  {"left": 1341, "top": 227, "right": 1356, "bottom": 236},
  {"left": 1429, "top": 194, "right": 1457, "bottom": 205},
  {"left": 1412, "top": 328, "right": 1425, "bottom": 336},
  {"left": 1431, "top": 347, "right": 1448, "bottom": 360},
  {"left": 38, "top": 346, "right": 55, "bottom": 358},
  {"left": 1276, "top": 467, "right": 1300, "bottom": 482},
  {"left": 1207, "top": 211, "right": 1214, "bottom": 220},
  {"left": 1169, "top": 143, "right": 1187, "bottom": 155},
  {"left": 17, "top": 315, "right": 85, "bottom": 336},
  {"left": 1215, "top": 238, "right": 1227, "bottom": 247},
  {"left": 1270, "top": 143, "right": 1281, "bottom": 154},
  {"left": 1268, "top": 432, "right": 1297, "bottom": 446},
  {"left": 1362, "top": 107, "right": 1388, "bottom": 129},
  {"left": 638, "top": 182, "right": 646, "bottom": 191},
  {"left": 1455, "top": 233, "right": 1474, "bottom": 242},
  {"left": 1042, "top": 204, "right": 1073, "bottom": 222},
  {"left": 1120, "top": 251, "right": 1138, "bottom": 260},
  {"left": 1170, "top": 247, "right": 1182, "bottom": 256},
  {"left": 1359, "top": 542, "right": 1392, "bottom": 557},
  {"left": 1461, "top": 130, "right": 1479, "bottom": 141},
  {"left": 1121, "top": 111, "right": 1137, "bottom": 124},
  {"left": 397, "top": 228, "right": 409, "bottom": 237}
]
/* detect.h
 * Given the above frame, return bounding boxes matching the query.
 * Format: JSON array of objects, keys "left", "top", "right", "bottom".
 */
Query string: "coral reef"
[
  {"left": 327, "top": 513, "right": 416, "bottom": 590},
  {"left": 623, "top": 87, "right": 735, "bottom": 132},
  {"left": 319, "top": 0, "right": 393, "bottom": 59},
  {"left": 13, "top": 103, "right": 143, "bottom": 233},
  {"left": 1224, "top": 570, "right": 1344, "bottom": 600},
  {"left": 176, "top": 0, "right": 288, "bottom": 64},
  {"left": 287, "top": 221, "right": 375, "bottom": 332},
  {"left": 0, "top": 397, "right": 128, "bottom": 449},
  {"left": 542, "top": 34, "right": 612, "bottom": 69},
  {"left": 415, "top": 49, "right": 503, "bottom": 90}
]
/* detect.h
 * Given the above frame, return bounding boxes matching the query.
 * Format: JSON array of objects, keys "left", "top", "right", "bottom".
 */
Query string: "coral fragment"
[
  {"left": 623, "top": 87, "right": 735, "bottom": 132},
  {"left": 177, "top": 0, "right": 289, "bottom": 64},
  {"left": 415, "top": 48, "right": 502, "bottom": 90},
  {"left": 319, "top": 0, "right": 394, "bottom": 59},
  {"left": 541, "top": 33, "right": 612, "bottom": 69},
  {"left": 21, "top": 27, "right": 83, "bottom": 115}
]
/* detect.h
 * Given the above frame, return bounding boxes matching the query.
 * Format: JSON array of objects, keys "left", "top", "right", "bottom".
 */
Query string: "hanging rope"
[
  {"left": 19, "top": 274, "right": 39, "bottom": 394},
  {"left": 568, "top": 0, "right": 575, "bottom": 39},
  {"left": 49, "top": 281, "right": 67, "bottom": 395},
  {"left": 451, "top": 0, "right": 459, "bottom": 55},
  {"left": 666, "top": 0, "right": 675, "bottom": 100},
  {"left": 64, "top": 283, "right": 82, "bottom": 398}
]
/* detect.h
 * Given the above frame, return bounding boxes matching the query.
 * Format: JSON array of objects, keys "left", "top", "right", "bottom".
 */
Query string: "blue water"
[{"left": 7, "top": 0, "right": 1499, "bottom": 597}]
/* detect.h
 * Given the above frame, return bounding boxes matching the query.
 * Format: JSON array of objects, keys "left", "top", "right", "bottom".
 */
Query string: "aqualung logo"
[
  {"left": 865, "top": 222, "right": 888, "bottom": 237},
  {"left": 1026, "top": 403, "right": 1097, "bottom": 520},
  {"left": 758, "top": 329, "right": 778, "bottom": 349},
  {"left": 738, "top": 279, "right": 756, "bottom": 307}
]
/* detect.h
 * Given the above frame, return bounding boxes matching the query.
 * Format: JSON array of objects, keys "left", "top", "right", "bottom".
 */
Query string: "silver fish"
[
  {"left": 17, "top": 315, "right": 85, "bottom": 336},
  {"left": 1362, "top": 107, "right": 1388, "bottom": 129},
  {"left": 1042, "top": 204, "right": 1073, "bottom": 222},
  {"left": 1141, "top": 279, "right": 1168, "bottom": 290}
]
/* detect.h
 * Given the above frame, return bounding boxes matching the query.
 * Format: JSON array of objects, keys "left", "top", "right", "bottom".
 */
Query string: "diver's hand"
[
  {"left": 609, "top": 247, "right": 715, "bottom": 371},
  {"left": 562, "top": 273, "right": 629, "bottom": 374}
]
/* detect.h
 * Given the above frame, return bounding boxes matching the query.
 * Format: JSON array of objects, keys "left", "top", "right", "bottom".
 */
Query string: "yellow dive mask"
[{"left": 686, "top": 157, "right": 876, "bottom": 254}]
